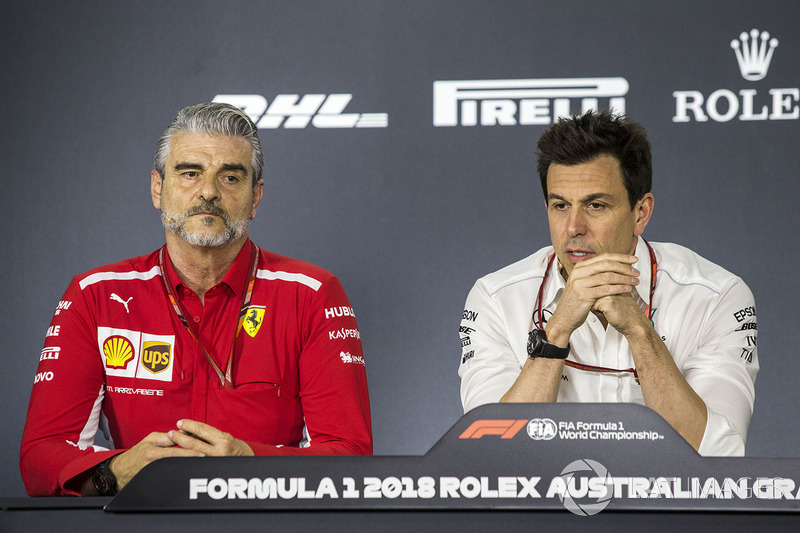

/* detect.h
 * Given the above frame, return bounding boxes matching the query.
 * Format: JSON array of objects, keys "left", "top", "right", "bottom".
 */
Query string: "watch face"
[
  {"left": 93, "top": 470, "right": 110, "bottom": 494},
  {"left": 527, "top": 328, "right": 544, "bottom": 357},
  {"left": 92, "top": 462, "right": 117, "bottom": 496}
]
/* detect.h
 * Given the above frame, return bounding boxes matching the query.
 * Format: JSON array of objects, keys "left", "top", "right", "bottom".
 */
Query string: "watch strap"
[
  {"left": 537, "top": 341, "right": 570, "bottom": 359},
  {"left": 92, "top": 457, "right": 118, "bottom": 496},
  {"left": 527, "top": 328, "right": 570, "bottom": 359}
]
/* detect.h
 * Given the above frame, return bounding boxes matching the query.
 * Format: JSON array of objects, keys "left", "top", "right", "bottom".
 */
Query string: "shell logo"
[{"left": 103, "top": 335, "right": 135, "bottom": 369}]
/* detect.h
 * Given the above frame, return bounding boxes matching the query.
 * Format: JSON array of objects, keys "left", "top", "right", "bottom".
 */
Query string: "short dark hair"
[
  {"left": 536, "top": 110, "right": 652, "bottom": 208},
  {"left": 154, "top": 102, "right": 264, "bottom": 186}
]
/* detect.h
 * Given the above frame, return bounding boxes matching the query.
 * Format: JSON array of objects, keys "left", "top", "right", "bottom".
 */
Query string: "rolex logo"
[
  {"left": 731, "top": 29, "right": 779, "bottom": 82},
  {"left": 672, "top": 27, "right": 797, "bottom": 123}
]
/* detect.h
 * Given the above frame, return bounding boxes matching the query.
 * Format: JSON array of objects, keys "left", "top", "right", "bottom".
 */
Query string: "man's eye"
[
  {"left": 223, "top": 175, "right": 239, "bottom": 183},
  {"left": 588, "top": 203, "right": 605, "bottom": 210},
  {"left": 182, "top": 171, "right": 199, "bottom": 178},
  {"left": 551, "top": 203, "right": 567, "bottom": 210}
]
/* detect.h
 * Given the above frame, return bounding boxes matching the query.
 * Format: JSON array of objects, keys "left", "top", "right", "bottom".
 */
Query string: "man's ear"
[
  {"left": 250, "top": 179, "right": 264, "bottom": 219},
  {"left": 633, "top": 193, "right": 654, "bottom": 236},
  {"left": 151, "top": 169, "right": 163, "bottom": 210}
]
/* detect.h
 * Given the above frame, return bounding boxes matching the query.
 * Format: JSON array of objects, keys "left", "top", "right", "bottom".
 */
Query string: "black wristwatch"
[
  {"left": 92, "top": 457, "right": 118, "bottom": 496},
  {"left": 527, "top": 328, "right": 570, "bottom": 359}
]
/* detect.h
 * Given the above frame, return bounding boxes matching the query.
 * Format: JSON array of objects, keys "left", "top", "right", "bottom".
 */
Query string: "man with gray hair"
[{"left": 21, "top": 102, "right": 372, "bottom": 496}]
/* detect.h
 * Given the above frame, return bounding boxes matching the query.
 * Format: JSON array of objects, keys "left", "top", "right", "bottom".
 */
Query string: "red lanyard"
[
  {"left": 534, "top": 239, "right": 658, "bottom": 382},
  {"left": 159, "top": 241, "right": 260, "bottom": 389}
]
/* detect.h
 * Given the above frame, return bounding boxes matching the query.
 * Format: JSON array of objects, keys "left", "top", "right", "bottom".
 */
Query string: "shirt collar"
[
  {"left": 164, "top": 239, "right": 255, "bottom": 299},
  {"left": 541, "top": 250, "right": 565, "bottom": 310},
  {"left": 632, "top": 237, "right": 653, "bottom": 309},
  {"left": 542, "top": 237, "right": 653, "bottom": 313}
]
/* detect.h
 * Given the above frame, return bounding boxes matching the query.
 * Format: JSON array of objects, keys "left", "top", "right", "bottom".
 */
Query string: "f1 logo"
[{"left": 459, "top": 419, "right": 528, "bottom": 439}]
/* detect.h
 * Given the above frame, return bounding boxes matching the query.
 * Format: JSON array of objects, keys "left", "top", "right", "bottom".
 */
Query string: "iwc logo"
[{"left": 526, "top": 418, "right": 557, "bottom": 440}]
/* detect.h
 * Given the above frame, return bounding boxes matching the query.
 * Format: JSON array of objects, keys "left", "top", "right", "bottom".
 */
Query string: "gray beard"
[{"left": 161, "top": 202, "right": 249, "bottom": 248}]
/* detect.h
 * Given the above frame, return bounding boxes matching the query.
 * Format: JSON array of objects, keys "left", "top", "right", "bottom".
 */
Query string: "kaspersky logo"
[
  {"left": 673, "top": 28, "right": 797, "bottom": 123},
  {"left": 213, "top": 94, "right": 388, "bottom": 129}
]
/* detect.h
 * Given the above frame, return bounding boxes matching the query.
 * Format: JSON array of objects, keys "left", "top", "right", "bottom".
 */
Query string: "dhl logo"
[
  {"left": 103, "top": 336, "right": 134, "bottom": 369},
  {"left": 458, "top": 419, "right": 528, "bottom": 439}
]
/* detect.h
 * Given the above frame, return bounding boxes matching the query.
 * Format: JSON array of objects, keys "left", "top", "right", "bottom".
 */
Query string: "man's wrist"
[
  {"left": 528, "top": 328, "right": 570, "bottom": 359},
  {"left": 543, "top": 324, "right": 571, "bottom": 349},
  {"left": 91, "top": 457, "right": 119, "bottom": 496},
  {"left": 617, "top": 313, "right": 654, "bottom": 340}
]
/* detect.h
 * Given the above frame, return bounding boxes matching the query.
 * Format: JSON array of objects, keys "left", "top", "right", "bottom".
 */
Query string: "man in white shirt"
[{"left": 458, "top": 110, "right": 758, "bottom": 456}]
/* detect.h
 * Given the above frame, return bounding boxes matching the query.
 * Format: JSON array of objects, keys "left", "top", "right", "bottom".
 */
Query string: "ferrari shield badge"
[{"left": 243, "top": 307, "right": 265, "bottom": 338}]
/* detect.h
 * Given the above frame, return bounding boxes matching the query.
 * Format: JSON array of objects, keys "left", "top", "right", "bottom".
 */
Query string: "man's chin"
[
  {"left": 184, "top": 234, "right": 235, "bottom": 248},
  {"left": 168, "top": 226, "right": 228, "bottom": 247}
]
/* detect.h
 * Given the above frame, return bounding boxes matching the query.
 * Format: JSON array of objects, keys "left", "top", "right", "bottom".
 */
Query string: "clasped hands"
[
  {"left": 548, "top": 252, "right": 648, "bottom": 341},
  {"left": 109, "top": 419, "right": 254, "bottom": 490}
]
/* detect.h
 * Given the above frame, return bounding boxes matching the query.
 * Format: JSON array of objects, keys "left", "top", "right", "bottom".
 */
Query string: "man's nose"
[
  {"left": 198, "top": 174, "right": 220, "bottom": 202},
  {"left": 566, "top": 209, "right": 586, "bottom": 237}
]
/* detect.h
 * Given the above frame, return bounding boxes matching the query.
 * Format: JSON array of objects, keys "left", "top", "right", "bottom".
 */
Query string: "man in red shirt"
[{"left": 20, "top": 102, "right": 372, "bottom": 496}]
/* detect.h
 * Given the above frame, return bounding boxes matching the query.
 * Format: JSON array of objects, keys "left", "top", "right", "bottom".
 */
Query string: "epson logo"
[
  {"left": 673, "top": 29, "right": 798, "bottom": 123},
  {"left": 433, "top": 77, "right": 628, "bottom": 127},
  {"left": 213, "top": 94, "right": 388, "bottom": 129}
]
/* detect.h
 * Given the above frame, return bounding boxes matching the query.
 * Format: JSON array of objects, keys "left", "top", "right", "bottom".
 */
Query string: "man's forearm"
[
  {"left": 500, "top": 357, "right": 564, "bottom": 403},
  {"left": 626, "top": 322, "right": 708, "bottom": 450},
  {"left": 500, "top": 317, "right": 573, "bottom": 403}
]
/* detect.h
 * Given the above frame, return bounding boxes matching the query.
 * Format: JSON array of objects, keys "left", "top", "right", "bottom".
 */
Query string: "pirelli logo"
[
  {"left": 459, "top": 419, "right": 528, "bottom": 439},
  {"left": 433, "top": 77, "right": 628, "bottom": 127}
]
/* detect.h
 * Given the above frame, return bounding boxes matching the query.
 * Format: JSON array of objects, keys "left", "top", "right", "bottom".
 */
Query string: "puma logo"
[{"left": 110, "top": 293, "right": 133, "bottom": 313}]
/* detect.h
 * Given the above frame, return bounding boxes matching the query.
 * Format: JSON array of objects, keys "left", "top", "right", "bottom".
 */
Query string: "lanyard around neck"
[{"left": 158, "top": 241, "right": 260, "bottom": 389}]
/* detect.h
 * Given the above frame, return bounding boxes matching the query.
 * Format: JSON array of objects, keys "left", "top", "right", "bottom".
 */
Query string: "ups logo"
[{"left": 141, "top": 341, "right": 171, "bottom": 374}]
